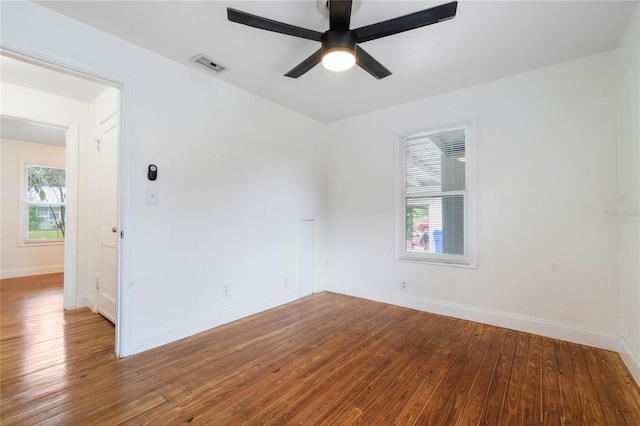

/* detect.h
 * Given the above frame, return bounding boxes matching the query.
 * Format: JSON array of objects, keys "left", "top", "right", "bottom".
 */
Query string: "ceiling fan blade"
[
  {"left": 330, "top": 0, "right": 352, "bottom": 31},
  {"left": 355, "top": 45, "right": 392, "bottom": 79},
  {"left": 284, "top": 49, "right": 324, "bottom": 78},
  {"left": 353, "top": 1, "right": 457, "bottom": 43},
  {"left": 227, "top": 8, "right": 323, "bottom": 42}
]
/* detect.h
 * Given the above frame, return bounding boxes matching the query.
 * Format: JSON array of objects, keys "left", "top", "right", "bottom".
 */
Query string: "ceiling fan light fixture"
[
  {"left": 322, "top": 48, "right": 355, "bottom": 72},
  {"left": 227, "top": 1, "right": 458, "bottom": 79}
]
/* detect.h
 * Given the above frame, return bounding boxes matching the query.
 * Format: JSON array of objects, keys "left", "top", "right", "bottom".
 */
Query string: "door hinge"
[
  {"left": 94, "top": 138, "right": 101, "bottom": 151},
  {"left": 96, "top": 278, "right": 99, "bottom": 290},
  {"left": 120, "top": 230, "right": 124, "bottom": 239}
]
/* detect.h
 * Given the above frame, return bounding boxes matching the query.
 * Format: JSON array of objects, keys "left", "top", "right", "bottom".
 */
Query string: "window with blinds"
[{"left": 396, "top": 122, "right": 475, "bottom": 265}]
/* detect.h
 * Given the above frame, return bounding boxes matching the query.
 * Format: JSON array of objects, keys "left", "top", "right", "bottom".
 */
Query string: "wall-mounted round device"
[{"left": 148, "top": 164, "right": 157, "bottom": 181}]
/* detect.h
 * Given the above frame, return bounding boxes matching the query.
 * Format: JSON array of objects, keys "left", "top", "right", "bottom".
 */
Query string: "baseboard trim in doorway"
[{"left": 75, "top": 295, "right": 92, "bottom": 309}]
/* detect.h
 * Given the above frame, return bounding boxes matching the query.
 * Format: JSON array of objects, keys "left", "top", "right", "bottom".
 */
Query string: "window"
[
  {"left": 24, "top": 165, "right": 66, "bottom": 243},
  {"left": 395, "top": 122, "right": 476, "bottom": 266}
]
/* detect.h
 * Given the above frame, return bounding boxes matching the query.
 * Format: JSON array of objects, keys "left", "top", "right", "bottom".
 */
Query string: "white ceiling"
[
  {"left": 1, "top": 115, "right": 67, "bottom": 146},
  {"left": 35, "top": 1, "right": 639, "bottom": 122},
  {"left": 0, "top": 55, "right": 108, "bottom": 103}
]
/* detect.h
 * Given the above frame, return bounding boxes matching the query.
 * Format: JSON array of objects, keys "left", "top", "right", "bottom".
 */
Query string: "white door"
[
  {"left": 97, "top": 113, "right": 118, "bottom": 324},
  {"left": 298, "top": 220, "right": 314, "bottom": 297}
]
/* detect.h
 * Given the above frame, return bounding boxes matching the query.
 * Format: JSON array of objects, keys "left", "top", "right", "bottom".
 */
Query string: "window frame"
[
  {"left": 394, "top": 120, "right": 477, "bottom": 267},
  {"left": 19, "top": 161, "right": 66, "bottom": 246}
]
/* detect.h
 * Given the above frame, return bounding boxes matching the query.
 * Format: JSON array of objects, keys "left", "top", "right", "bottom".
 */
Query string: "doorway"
[
  {"left": 0, "top": 53, "right": 121, "bottom": 330},
  {"left": 0, "top": 116, "right": 67, "bottom": 281}
]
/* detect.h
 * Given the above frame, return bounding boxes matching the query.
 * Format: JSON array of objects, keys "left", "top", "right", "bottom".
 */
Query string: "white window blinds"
[{"left": 400, "top": 124, "right": 469, "bottom": 263}]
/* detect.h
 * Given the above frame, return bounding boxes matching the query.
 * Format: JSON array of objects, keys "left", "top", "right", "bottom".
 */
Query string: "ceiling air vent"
[{"left": 189, "top": 54, "right": 228, "bottom": 75}]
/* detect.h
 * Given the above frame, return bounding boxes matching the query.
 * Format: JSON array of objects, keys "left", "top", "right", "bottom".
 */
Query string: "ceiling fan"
[{"left": 227, "top": 0, "right": 458, "bottom": 79}]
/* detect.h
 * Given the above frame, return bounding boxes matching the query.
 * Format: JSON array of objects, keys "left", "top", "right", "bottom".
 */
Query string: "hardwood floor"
[{"left": 2, "top": 274, "right": 640, "bottom": 425}]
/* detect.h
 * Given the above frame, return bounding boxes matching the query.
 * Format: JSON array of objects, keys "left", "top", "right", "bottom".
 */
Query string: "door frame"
[{"left": 0, "top": 46, "right": 133, "bottom": 357}]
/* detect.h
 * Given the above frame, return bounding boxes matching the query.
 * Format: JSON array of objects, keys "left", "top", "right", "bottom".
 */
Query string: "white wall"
[
  {"left": 326, "top": 51, "right": 620, "bottom": 350},
  {"left": 127, "top": 76, "right": 327, "bottom": 352},
  {"left": 1, "top": 1, "right": 327, "bottom": 355},
  {"left": 0, "top": 138, "right": 65, "bottom": 278},
  {"left": 616, "top": 6, "right": 640, "bottom": 382}
]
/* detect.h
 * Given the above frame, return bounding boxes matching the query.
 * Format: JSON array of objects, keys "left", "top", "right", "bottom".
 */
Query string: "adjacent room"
[{"left": 1, "top": 0, "right": 639, "bottom": 424}]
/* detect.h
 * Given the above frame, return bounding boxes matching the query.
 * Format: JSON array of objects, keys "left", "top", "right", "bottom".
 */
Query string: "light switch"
[{"left": 146, "top": 188, "right": 159, "bottom": 205}]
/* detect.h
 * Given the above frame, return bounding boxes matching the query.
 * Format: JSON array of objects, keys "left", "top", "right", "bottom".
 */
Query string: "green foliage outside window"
[{"left": 26, "top": 165, "right": 66, "bottom": 241}]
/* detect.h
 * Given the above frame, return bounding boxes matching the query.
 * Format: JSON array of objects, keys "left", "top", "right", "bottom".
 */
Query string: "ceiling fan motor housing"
[{"left": 322, "top": 30, "right": 357, "bottom": 55}]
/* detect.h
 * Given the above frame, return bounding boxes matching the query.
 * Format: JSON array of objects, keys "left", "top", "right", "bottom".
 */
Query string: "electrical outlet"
[
  {"left": 284, "top": 278, "right": 289, "bottom": 288},
  {"left": 401, "top": 281, "right": 407, "bottom": 290},
  {"left": 223, "top": 285, "right": 230, "bottom": 297}
]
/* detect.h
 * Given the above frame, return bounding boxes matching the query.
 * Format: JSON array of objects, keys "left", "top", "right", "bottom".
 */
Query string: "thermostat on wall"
[{"left": 148, "top": 164, "right": 157, "bottom": 181}]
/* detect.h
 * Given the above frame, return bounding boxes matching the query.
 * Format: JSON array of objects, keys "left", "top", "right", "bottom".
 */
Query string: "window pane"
[
  {"left": 406, "top": 195, "right": 465, "bottom": 255},
  {"left": 398, "top": 121, "right": 473, "bottom": 265},
  {"left": 25, "top": 165, "right": 66, "bottom": 241},
  {"left": 26, "top": 165, "right": 66, "bottom": 203},
  {"left": 406, "top": 128, "right": 466, "bottom": 194}
]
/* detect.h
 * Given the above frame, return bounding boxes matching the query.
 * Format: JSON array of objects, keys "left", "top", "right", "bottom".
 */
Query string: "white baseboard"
[
  {"left": 618, "top": 335, "right": 640, "bottom": 386},
  {"left": 75, "top": 295, "right": 92, "bottom": 309},
  {"left": 1, "top": 264, "right": 64, "bottom": 279},
  {"left": 326, "top": 283, "right": 619, "bottom": 352},
  {"left": 131, "top": 290, "right": 301, "bottom": 355}
]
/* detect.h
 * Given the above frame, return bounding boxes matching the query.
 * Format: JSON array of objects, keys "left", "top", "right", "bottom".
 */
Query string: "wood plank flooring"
[{"left": 2, "top": 274, "right": 640, "bottom": 425}]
